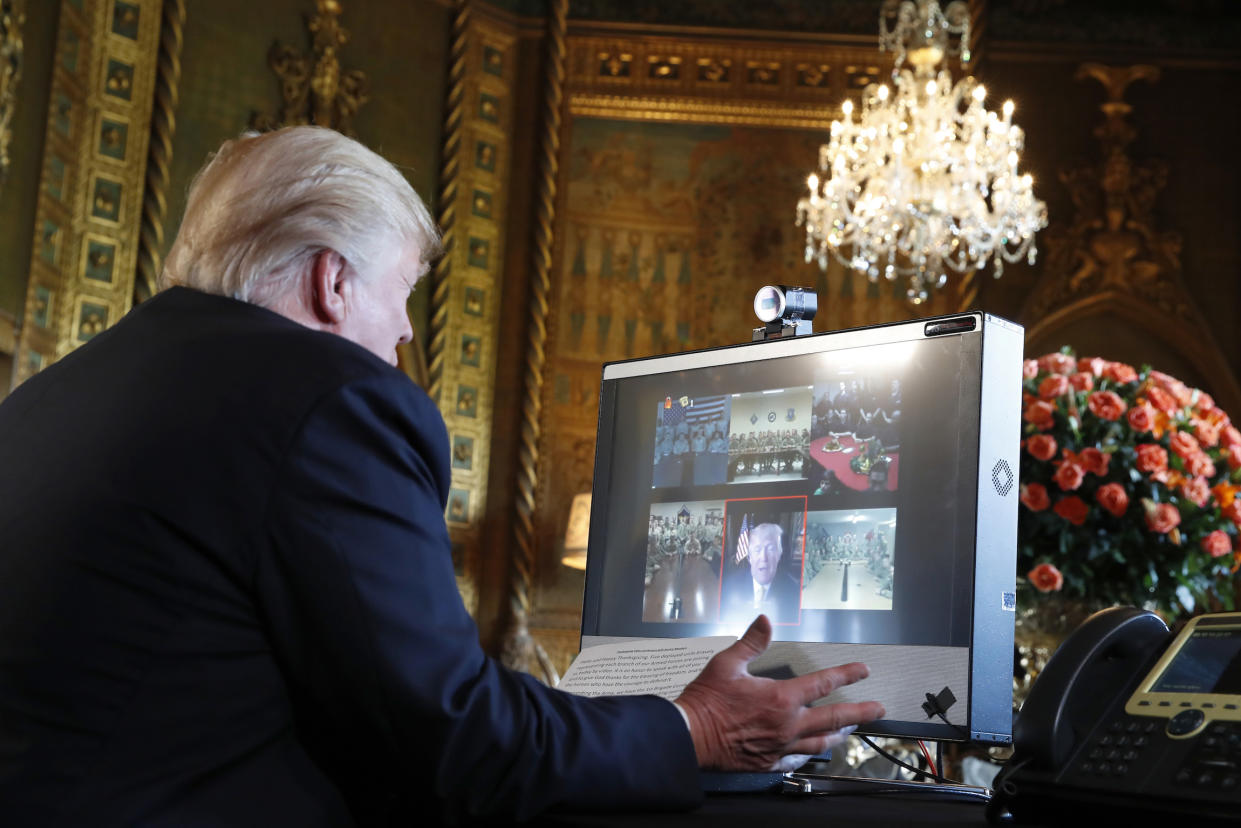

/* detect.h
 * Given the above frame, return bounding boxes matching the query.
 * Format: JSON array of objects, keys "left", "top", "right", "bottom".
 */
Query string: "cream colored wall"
[{"left": 727, "top": 387, "right": 813, "bottom": 437}]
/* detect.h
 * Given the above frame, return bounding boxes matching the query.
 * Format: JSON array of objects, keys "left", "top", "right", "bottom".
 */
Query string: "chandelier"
[{"left": 797, "top": 0, "right": 1047, "bottom": 303}]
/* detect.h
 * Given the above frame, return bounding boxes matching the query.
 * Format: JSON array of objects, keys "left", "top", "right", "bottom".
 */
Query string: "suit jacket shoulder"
[{"left": 0, "top": 287, "right": 698, "bottom": 825}]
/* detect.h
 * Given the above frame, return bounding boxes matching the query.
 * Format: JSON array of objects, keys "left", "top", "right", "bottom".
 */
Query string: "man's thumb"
[{"left": 732, "top": 614, "right": 772, "bottom": 661}]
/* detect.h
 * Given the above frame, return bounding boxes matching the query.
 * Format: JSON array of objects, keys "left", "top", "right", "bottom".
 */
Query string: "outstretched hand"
[{"left": 674, "top": 615, "right": 885, "bottom": 772}]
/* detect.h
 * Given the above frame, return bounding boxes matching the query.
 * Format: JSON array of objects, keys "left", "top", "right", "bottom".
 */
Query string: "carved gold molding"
[
  {"left": 568, "top": 92, "right": 836, "bottom": 128},
  {"left": 1020, "top": 63, "right": 1241, "bottom": 416},
  {"left": 502, "top": 0, "right": 567, "bottom": 686},
  {"left": 250, "top": 0, "right": 370, "bottom": 137},
  {"left": 567, "top": 33, "right": 890, "bottom": 105},
  {"left": 13, "top": 0, "right": 161, "bottom": 387},
  {"left": 426, "top": 0, "right": 519, "bottom": 617},
  {"left": 134, "top": 0, "right": 183, "bottom": 305},
  {"left": 0, "top": 0, "right": 24, "bottom": 194}
]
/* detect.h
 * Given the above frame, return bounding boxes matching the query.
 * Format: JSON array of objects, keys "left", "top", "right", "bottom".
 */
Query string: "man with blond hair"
[{"left": 0, "top": 126, "right": 881, "bottom": 825}]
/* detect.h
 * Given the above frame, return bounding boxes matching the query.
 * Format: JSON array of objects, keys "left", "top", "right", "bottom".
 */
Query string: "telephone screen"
[{"left": 1151, "top": 627, "right": 1241, "bottom": 695}]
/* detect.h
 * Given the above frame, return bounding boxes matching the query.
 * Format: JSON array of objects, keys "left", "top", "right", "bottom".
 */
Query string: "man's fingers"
[
  {"left": 726, "top": 614, "right": 772, "bottom": 663},
  {"left": 790, "top": 661, "right": 870, "bottom": 706},
  {"left": 796, "top": 700, "right": 886, "bottom": 739}
]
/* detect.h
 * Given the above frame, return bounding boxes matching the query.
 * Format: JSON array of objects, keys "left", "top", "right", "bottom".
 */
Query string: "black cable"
[
  {"left": 858, "top": 734, "right": 960, "bottom": 785},
  {"left": 934, "top": 710, "right": 971, "bottom": 738}
]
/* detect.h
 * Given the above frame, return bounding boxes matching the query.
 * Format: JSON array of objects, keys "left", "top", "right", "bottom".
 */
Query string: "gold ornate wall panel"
[
  {"left": 13, "top": 0, "right": 160, "bottom": 386},
  {"left": 133, "top": 0, "right": 182, "bottom": 305},
  {"left": 428, "top": 2, "right": 519, "bottom": 616},
  {"left": 523, "top": 27, "right": 959, "bottom": 676},
  {"left": 0, "top": 0, "right": 25, "bottom": 196},
  {"left": 1019, "top": 62, "right": 1241, "bottom": 417},
  {"left": 566, "top": 32, "right": 892, "bottom": 128}
]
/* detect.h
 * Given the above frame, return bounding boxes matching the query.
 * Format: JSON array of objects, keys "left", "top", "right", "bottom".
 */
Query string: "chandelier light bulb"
[{"left": 796, "top": 0, "right": 1048, "bottom": 303}]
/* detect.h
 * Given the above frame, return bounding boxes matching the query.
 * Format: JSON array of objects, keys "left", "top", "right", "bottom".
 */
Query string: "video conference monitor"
[{"left": 579, "top": 312, "right": 1024, "bottom": 744}]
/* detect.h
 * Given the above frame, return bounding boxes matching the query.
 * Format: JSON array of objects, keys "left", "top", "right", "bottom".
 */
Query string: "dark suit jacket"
[
  {"left": 720, "top": 567, "right": 803, "bottom": 625},
  {"left": 0, "top": 288, "right": 700, "bottom": 826}
]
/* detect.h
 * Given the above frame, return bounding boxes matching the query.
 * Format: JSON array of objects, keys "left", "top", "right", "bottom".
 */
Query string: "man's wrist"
[{"left": 672, "top": 700, "right": 691, "bottom": 733}]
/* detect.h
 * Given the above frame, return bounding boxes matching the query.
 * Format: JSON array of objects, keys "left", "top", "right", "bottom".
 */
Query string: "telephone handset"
[{"left": 989, "top": 607, "right": 1241, "bottom": 825}]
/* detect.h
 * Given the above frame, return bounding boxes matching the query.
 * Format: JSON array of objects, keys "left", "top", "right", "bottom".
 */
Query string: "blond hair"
[{"left": 160, "top": 126, "right": 441, "bottom": 306}]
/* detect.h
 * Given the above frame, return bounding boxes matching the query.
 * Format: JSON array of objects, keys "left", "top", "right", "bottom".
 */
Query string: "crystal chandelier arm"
[{"left": 799, "top": 0, "right": 1044, "bottom": 302}]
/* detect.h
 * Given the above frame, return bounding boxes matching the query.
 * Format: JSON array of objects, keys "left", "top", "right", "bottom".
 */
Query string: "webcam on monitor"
[{"left": 752, "top": 285, "right": 818, "bottom": 341}]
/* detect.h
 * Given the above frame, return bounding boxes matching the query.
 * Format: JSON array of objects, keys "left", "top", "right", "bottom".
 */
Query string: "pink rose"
[
  {"left": 1185, "top": 451, "right": 1216, "bottom": 479},
  {"left": 1028, "top": 562, "right": 1064, "bottom": 592},
  {"left": 1202, "top": 531, "right": 1232, "bottom": 558},
  {"left": 1147, "top": 387, "right": 1178, "bottom": 414},
  {"left": 1087, "top": 390, "right": 1127, "bottom": 421},
  {"left": 1169, "top": 430, "right": 1200, "bottom": 460},
  {"left": 1228, "top": 445, "right": 1241, "bottom": 472},
  {"left": 1054, "top": 496, "right": 1089, "bottom": 526},
  {"left": 1181, "top": 476, "right": 1211, "bottom": 508},
  {"left": 1135, "top": 444, "right": 1168, "bottom": 474},
  {"left": 1221, "top": 426, "right": 1241, "bottom": 449},
  {"left": 1149, "top": 370, "right": 1175, "bottom": 387},
  {"left": 1069, "top": 372, "right": 1094, "bottom": 393},
  {"left": 1144, "top": 501, "right": 1181, "bottom": 534},
  {"left": 1127, "top": 403, "right": 1156, "bottom": 433},
  {"left": 1095, "top": 482, "right": 1129, "bottom": 518},
  {"left": 1196, "top": 392, "right": 1216, "bottom": 414},
  {"left": 1103, "top": 362, "right": 1138, "bottom": 384},
  {"left": 1020, "top": 482, "right": 1051, "bottom": 512},
  {"left": 1023, "top": 359, "right": 1039, "bottom": 379},
  {"left": 1039, "top": 353, "right": 1077, "bottom": 375},
  {"left": 1193, "top": 418, "right": 1221, "bottom": 448},
  {"left": 1078, "top": 357, "right": 1107, "bottom": 377},
  {"left": 1078, "top": 447, "right": 1109, "bottom": 476},
  {"left": 1023, "top": 401, "right": 1055, "bottom": 431},
  {"left": 1026, "top": 434, "right": 1057, "bottom": 462},
  {"left": 1038, "top": 375, "right": 1070, "bottom": 399},
  {"left": 1053, "top": 461, "right": 1085, "bottom": 492}
]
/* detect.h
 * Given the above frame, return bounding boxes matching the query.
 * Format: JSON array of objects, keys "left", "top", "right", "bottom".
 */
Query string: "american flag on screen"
[
  {"left": 685, "top": 395, "right": 728, "bottom": 427},
  {"left": 735, "top": 513, "right": 750, "bottom": 563},
  {"left": 662, "top": 398, "right": 686, "bottom": 427}
]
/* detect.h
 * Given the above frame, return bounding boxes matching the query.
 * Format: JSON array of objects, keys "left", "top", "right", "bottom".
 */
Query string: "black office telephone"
[{"left": 988, "top": 606, "right": 1241, "bottom": 824}]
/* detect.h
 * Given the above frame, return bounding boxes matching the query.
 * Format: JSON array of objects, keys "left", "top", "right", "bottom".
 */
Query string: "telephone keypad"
[
  {"left": 1170, "top": 720, "right": 1241, "bottom": 793},
  {"left": 1071, "top": 713, "right": 1241, "bottom": 799},
  {"left": 1077, "top": 715, "right": 1155, "bottom": 779}
]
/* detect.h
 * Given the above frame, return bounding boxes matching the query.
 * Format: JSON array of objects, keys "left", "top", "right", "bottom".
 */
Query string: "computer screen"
[{"left": 580, "top": 312, "right": 1023, "bottom": 744}]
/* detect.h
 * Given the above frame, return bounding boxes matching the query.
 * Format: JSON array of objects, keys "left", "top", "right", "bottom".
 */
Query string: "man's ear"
[{"left": 309, "top": 249, "right": 350, "bottom": 326}]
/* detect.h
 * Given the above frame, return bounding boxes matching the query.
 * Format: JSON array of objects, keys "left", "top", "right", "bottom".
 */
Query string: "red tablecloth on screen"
[{"left": 809, "top": 434, "right": 899, "bottom": 491}]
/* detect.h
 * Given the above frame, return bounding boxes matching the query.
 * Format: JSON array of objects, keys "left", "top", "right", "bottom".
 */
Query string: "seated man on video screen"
[{"left": 722, "top": 519, "right": 802, "bottom": 624}]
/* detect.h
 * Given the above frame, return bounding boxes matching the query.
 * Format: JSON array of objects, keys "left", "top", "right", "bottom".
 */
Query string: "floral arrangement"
[{"left": 1019, "top": 349, "right": 1241, "bottom": 618}]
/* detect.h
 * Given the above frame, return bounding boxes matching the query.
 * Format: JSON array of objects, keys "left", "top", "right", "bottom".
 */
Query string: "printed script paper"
[{"left": 559, "top": 636, "right": 736, "bottom": 700}]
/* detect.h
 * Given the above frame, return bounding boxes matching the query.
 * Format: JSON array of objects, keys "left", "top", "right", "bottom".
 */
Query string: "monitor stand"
[{"left": 782, "top": 771, "right": 993, "bottom": 803}]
